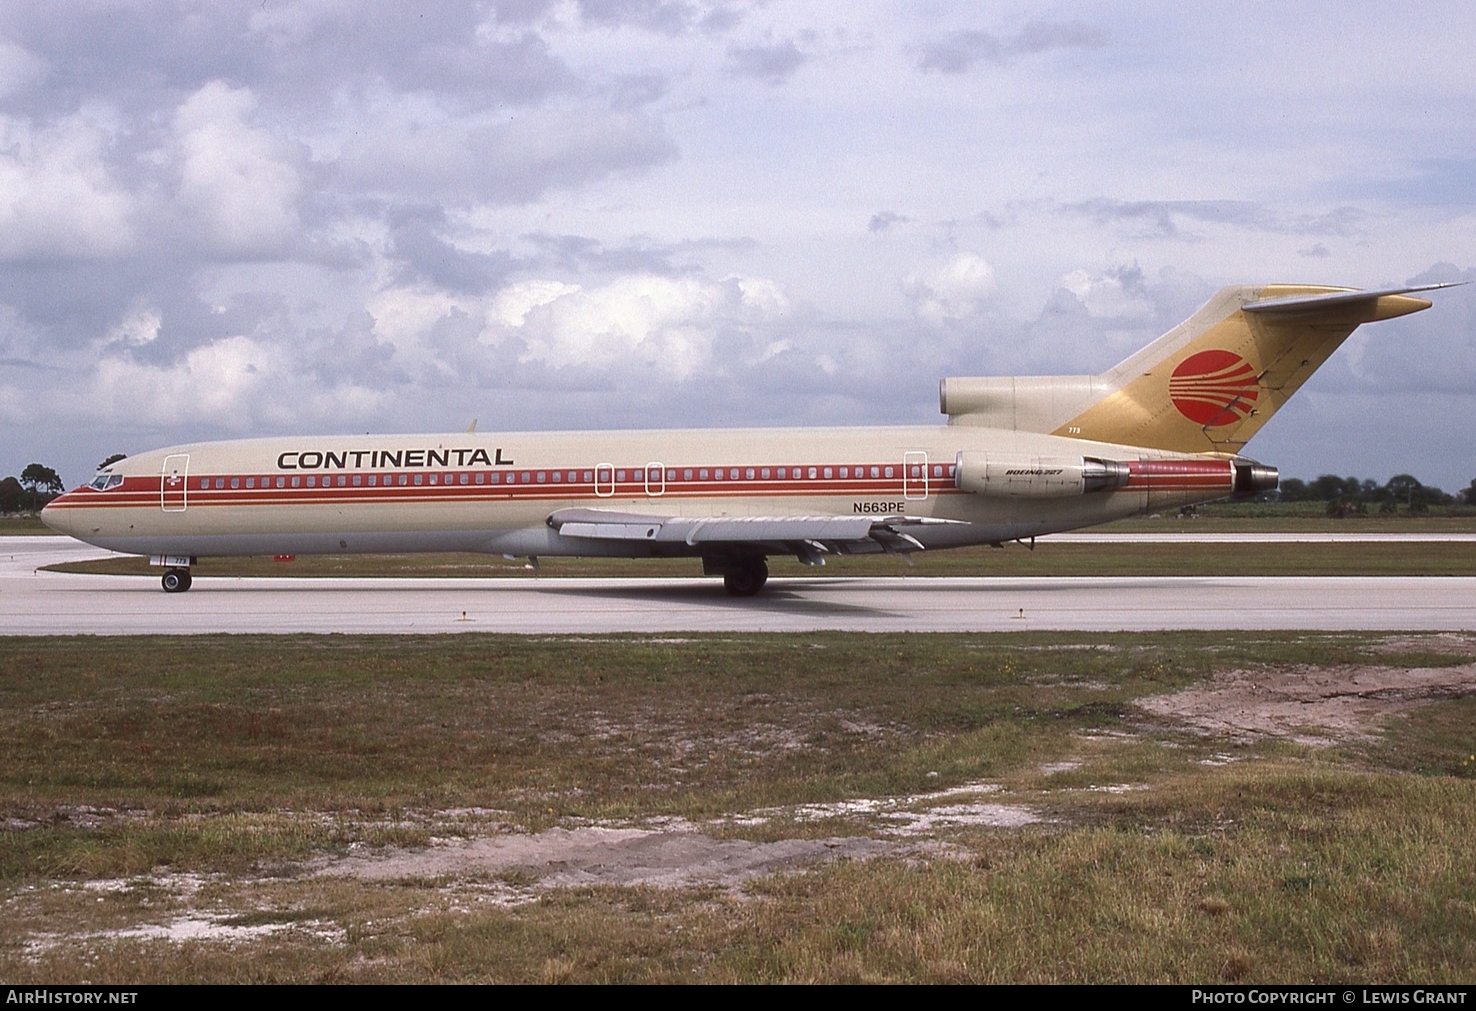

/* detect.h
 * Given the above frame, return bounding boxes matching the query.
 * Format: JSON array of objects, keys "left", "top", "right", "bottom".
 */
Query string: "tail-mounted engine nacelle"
[
  {"left": 955, "top": 452, "right": 1131, "bottom": 498},
  {"left": 1232, "top": 461, "right": 1279, "bottom": 497}
]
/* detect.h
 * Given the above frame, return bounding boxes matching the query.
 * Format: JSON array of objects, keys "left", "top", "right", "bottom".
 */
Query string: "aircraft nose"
[{"left": 39, "top": 496, "right": 79, "bottom": 537}]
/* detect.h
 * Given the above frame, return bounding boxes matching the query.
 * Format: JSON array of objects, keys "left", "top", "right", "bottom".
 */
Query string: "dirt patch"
[
  {"left": 316, "top": 784, "right": 1040, "bottom": 894},
  {"left": 319, "top": 825, "right": 892, "bottom": 894},
  {"left": 1137, "top": 662, "right": 1476, "bottom": 746},
  {"left": 741, "top": 782, "right": 1042, "bottom": 835}
]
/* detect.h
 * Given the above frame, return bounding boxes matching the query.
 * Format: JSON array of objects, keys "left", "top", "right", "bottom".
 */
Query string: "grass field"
[{"left": 2, "top": 633, "right": 1475, "bottom": 983}]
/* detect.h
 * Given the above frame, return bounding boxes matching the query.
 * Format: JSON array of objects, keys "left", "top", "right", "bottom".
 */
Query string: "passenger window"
[
  {"left": 760, "top": 468, "right": 770, "bottom": 479},
  {"left": 428, "top": 474, "right": 438, "bottom": 485},
  {"left": 823, "top": 467, "right": 832, "bottom": 479},
  {"left": 616, "top": 470, "right": 626, "bottom": 482},
  {"left": 351, "top": 475, "right": 360, "bottom": 487},
  {"left": 551, "top": 471, "right": 561, "bottom": 483},
  {"left": 521, "top": 472, "right": 532, "bottom": 483},
  {"left": 338, "top": 475, "right": 347, "bottom": 487},
  {"left": 583, "top": 471, "right": 592, "bottom": 482},
  {"left": 213, "top": 477, "right": 223, "bottom": 489},
  {"left": 459, "top": 473, "right": 469, "bottom": 485},
  {"left": 869, "top": 466, "right": 879, "bottom": 478},
  {"left": 684, "top": 469, "right": 693, "bottom": 480},
  {"left": 276, "top": 476, "right": 286, "bottom": 488},
  {"left": 474, "top": 472, "right": 484, "bottom": 485},
  {"left": 728, "top": 469, "right": 737, "bottom": 480},
  {"left": 490, "top": 472, "right": 500, "bottom": 484},
  {"left": 537, "top": 471, "right": 546, "bottom": 483},
  {"left": 910, "top": 466, "right": 920, "bottom": 478},
  {"left": 839, "top": 467, "right": 848, "bottom": 479},
  {"left": 666, "top": 469, "right": 675, "bottom": 481},
  {"left": 306, "top": 476, "right": 316, "bottom": 487},
  {"left": 245, "top": 477, "right": 255, "bottom": 489},
  {"left": 808, "top": 467, "right": 817, "bottom": 479},
  {"left": 699, "top": 469, "right": 709, "bottom": 480},
  {"left": 198, "top": 478, "right": 208, "bottom": 490},
  {"left": 745, "top": 468, "right": 755, "bottom": 480},
  {"left": 884, "top": 466, "right": 894, "bottom": 478},
  {"left": 947, "top": 465, "right": 956, "bottom": 478},
  {"left": 368, "top": 474, "right": 377, "bottom": 487},
  {"left": 291, "top": 476, "right": 301, "bottom": 488},
  {"left": 397, "top": 474, "right": 407, "bottom": 485},
  {"left": 414, "top": 474, "right": 423, "bottom": 485},
  {"left": 230, "top": 477, "right": 239, "bottom": 489}
]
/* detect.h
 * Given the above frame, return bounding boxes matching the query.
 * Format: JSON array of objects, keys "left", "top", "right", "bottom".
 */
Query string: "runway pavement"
[{"left": 4, "top": 536, "right": 1473, "bottom": 635}]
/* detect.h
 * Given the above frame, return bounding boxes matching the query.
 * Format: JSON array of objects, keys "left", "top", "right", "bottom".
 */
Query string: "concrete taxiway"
[{"left": 3, "top": 536, "right": 1473, "bottom": 635}]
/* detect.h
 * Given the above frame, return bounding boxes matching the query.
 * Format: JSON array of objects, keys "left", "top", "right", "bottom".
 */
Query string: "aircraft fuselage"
[{"left": 41, "top": 424, "right": 1244, "bottom": 561}]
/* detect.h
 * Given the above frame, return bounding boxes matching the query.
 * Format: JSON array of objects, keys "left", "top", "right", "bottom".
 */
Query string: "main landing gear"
[
  {"left": 721, "top": 557, "right": 768, "bottom": 597},
  {"left": 161, "top": 568, "right": 193, "bottom": 593}
]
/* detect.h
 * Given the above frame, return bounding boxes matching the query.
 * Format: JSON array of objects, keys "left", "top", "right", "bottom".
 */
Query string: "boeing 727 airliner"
[{"left": 41, "top": 282, "right": 1454, "bottom": 594}]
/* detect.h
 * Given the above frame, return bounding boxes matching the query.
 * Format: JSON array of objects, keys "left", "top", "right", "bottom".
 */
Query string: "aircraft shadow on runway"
[{"left": 532, "top": 580, "right": 903, "bottom": 619}]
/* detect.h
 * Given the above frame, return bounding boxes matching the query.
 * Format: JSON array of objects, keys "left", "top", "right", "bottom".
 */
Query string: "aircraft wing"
[{"left": 547, "top": 507, "right": 962, "bottom": 558}]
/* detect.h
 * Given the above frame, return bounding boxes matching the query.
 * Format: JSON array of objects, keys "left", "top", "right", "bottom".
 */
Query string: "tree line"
[
  {"left": 1275, "top": 474, "right": 1476, "bottom": 514},
  {"left": 1, "top": 455, "right": 125, "bottom": 514}
]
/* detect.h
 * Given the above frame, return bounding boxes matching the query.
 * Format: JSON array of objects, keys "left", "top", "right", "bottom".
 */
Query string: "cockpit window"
[{"left": 88, "top": 473, "right": 124, "bottom": 491}]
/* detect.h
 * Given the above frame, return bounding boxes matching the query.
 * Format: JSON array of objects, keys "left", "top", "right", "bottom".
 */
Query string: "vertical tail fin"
[{"left": 941, "top": 282, "right": 1453, "bottom": 454}]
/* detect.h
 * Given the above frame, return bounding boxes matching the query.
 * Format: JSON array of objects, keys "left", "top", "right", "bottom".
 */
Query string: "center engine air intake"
[{"left": 955, "top": 452, "right": 1131, "bottom": 498}]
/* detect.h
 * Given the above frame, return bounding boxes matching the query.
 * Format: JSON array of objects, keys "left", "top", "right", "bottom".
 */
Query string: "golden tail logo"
[{"left": 941, "top": 282, "right": 1459, "bottom": 454}]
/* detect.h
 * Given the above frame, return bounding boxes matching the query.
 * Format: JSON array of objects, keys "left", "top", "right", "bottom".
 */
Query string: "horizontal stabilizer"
[{"left": 1242, "top": 282, "right": 1463, "bottom": 314}]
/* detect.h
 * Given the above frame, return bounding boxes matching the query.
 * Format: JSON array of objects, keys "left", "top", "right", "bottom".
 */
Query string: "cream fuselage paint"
[{"left": 41, "top": 424, "right": 1228, "bottom": 560}]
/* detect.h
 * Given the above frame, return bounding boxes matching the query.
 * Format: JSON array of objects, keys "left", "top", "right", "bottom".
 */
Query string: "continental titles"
[{"left": 276, "top": 448, "right": 514, "bottom": 470}]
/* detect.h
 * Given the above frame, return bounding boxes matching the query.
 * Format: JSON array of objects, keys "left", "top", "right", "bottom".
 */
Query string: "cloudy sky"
[{"left": 1, "top": 0, "right": 1473, "bottom": 491}]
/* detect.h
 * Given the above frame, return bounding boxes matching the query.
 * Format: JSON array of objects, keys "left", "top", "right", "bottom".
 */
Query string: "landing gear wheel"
[
  {"left": 723, "top": 557, "right": 768, "bottom": 597},
  {"left": 161, "top": 569, "right": 192, "bottom": 593}
]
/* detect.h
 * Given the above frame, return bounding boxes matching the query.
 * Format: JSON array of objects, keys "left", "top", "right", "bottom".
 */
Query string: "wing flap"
[{"left": 547, "top": 507, "right": 959, "bottom": 549}]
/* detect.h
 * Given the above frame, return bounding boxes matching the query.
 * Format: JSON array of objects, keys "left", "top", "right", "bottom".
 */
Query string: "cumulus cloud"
[
  {"left": 105, "top": 305, "right": 162, "bottom": 348},
  {"left": 0, "top": 5, "right": 1472, "bottom": 495},
  {"left": 918, "top": 20, "right": 1105, "bottom": 73},
  {"left": 1055, "top": 266, "right": 1154, "bottom": 319},
  {"left": 574, "top": 0, "right": 735, "bottom": 35},
  {"left": 903, "top": 253, "right": 996, "bottom": 326},
  {"left": 727, "top": 41, "right": 807, "bottom": 84},
  {"left": 0, "top": 38, "right": 46, "bottom": 98},
  {"left": 499, "top": 273, "right": 789, "bottom": 379},
  {"left": 1062, "top": 199, "right": 1367, "bottom": 241},
  {"left": 173, "top": 82, "right": 302, "bottom": 255},
  {"left": 0, "top": 110, "right": 133, "bottom": 260},
  {"left": 868, "top": 211, "right": 911, "bottom": 233},
  {"left": 337, "top": 97, "right": 676, "bottom": 204}
]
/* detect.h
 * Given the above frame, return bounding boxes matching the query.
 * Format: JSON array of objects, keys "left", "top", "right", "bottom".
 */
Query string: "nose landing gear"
[{"left": 161, "top": 568, "right": 193, "bottom": 593}]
